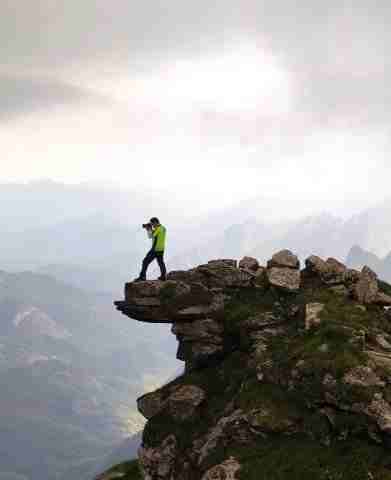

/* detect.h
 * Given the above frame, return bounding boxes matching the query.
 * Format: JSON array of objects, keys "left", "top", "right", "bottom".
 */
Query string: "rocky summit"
[{"left": 106, "top": 250, "right": 391, "bottom": 480}]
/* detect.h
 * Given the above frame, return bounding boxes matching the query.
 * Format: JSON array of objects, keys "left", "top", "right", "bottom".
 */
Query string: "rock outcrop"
[{"left": 109, "top": 251, "right": 391, "bottom": 480}]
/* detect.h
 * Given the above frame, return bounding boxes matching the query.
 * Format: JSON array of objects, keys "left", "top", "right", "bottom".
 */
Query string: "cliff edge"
[{"left": 103, "top": 250, "right": 391, "bottom": 479}]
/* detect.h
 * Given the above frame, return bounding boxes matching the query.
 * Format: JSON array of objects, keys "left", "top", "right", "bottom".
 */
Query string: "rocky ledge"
[{"left": 110, "top": 250, "right": 391, "bottom": 480}]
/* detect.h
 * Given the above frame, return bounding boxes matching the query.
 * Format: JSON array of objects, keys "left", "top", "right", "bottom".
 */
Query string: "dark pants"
[{"left": 140, "top": 249, "right": 166, "bottom": 280}]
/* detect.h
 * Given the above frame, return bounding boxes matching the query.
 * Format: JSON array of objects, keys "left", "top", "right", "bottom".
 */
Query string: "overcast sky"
[{"left": 1, "top": 1, "right": 390, "bottom": 217}]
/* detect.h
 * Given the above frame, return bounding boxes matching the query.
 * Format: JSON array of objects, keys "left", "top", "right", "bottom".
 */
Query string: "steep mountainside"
[
  {"left": 0, "top": 271, "right": 177, "bottom": 480},
  {"left": 101, "top": 250, "right": 391, "bottom": 479}
]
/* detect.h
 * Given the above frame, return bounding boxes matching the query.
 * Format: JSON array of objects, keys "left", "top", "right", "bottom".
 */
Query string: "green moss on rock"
[{"left": 234, "top": 436, "right": 391, "bottom": 480}]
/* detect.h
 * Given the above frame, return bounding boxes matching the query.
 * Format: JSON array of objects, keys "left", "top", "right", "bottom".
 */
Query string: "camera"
[{"left": 142, "top": 223, "right": 152, "bottom": 229}]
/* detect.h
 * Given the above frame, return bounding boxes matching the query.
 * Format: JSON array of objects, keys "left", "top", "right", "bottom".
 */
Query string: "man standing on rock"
[{"left": 135, "top": 217, "right": 167, "bottom": 282}]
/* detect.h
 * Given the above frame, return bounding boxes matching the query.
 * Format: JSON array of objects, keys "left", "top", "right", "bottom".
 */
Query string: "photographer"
[{"left": 135, "top": 217, "right": 167, "bottom": 282}]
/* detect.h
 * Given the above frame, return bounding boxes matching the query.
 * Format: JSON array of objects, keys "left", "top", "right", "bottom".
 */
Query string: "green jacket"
[{"left": 152, "top": 225, "right": 166, "bottom": 252}]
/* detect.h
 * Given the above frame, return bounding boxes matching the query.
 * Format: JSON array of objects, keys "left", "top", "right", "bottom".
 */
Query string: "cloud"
[
  {"left": 1, "top": 1, "right": 391, "bottom": 218},
  {"left": 0, "top": 74, "right": 109, "bottom": 120}
]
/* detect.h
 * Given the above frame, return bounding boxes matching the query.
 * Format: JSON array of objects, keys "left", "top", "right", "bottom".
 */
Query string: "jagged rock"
[
  {"left": 176, "top": 305, "right": 211, "bottom": 319},
  {"left": 305, "top": 303, "right": 325, "bottom": 330},
  {"left": 344, "top": 268, "right": 362, "bottom": 286},
  {"left": 374, "top": 334, "right": 391, "bottom": 351},
  {"left": 193, "top": 410, "right": 248, "bottom": 466},
  {"left": 167, "top": 269, "right": 205, "bottom": 284},
  {"left": 367, "top": 351, "right": 391, "bottom": 371},
  {"left": 117, "top": 280, "right": 215, "bottom": 322},
  {"left": 131, "top": 297, "right": 162, "bottom": 306},
  {"left": 176, "top": 338, "right": 226, "bottom": 370},
  {"left": 305, "top": 256, "right": 348, "bottom": 285},
  {"left": 125, "top": 280, "right": 190, "bottom": 300},
  {"left": 325, "top": 258, "right": 347, "bottom": 276},
  {"left": 366, "top": 396, "right": 391, "bottom": 433},
  {"left": 324, "top": 258, "right": 346, "bottom": 285},
  {"left": 138, "top": 383, "right": 206, "bottom": 421},
  {"left": 374, "top": 292, "right": 391, "bottom": 306},
  {"left": 354, "top": 266, "right": 379, "bottom": 304},
  {"left": 343, "top": 366, "right": 385, "bottom": 388},
  {"left": 305, "top": 255, "right": 328, "bottom": 275},
  {"left": 139, "top": 435, "right": 177, "bottom": 479},
  {"left": 137, "top": 390, "right": 166, "bottom": 420},
  {"left": 201, "top": 457, "right": 241, "bottom": 480},
  {"left": 239, "top": 256, "right": 260, "bottom": 272},
  {"left": 267, "top": 267, "right": 301, "bottom": 292},
  {"left": 267, "top": 250, "right": 300, "bottom": 269},
  {"left": 196, "top": 261, "right": 253, "bottom": 289},
  {"left": 172, "top": 318, "right": 224, "bottom": 344},
  {"left": 169, "top": 385, "right": 206, "bottom": 421},
  {"left": 207, "top": 259, "right": 238, "bottom": 268},
  {"left": 242, "top": 312, "right": 281, "bottom": 331},
  {"left": 173, "top": 318, "right": 225, "bottom": 367}
]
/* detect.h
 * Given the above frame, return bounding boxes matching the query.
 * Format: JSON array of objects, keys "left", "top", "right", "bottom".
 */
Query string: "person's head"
[{"left": 150, "top": 217, "right": 160, "bottom": 228}]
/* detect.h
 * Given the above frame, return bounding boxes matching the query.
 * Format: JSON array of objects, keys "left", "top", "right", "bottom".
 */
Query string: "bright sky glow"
[{"left": 1, "top": 38, "right": 391, "bottom": 218}]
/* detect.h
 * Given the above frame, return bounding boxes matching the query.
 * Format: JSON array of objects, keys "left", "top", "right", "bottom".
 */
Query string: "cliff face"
[{"left": 112, "top": 250, "right": 391, "bottom": 480}]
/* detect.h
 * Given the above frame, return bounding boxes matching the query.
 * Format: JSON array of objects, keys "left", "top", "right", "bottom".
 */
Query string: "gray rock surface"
[{"left": 267, "top": 267, "right": 301, "bottom": 292}]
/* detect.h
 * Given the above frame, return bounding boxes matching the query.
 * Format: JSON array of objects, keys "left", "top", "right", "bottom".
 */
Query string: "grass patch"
[
  {"left": 234, "top": 435, "right": 391, "bottom": 480},
  {"left": 143, "top": 351, "right": 250, "bottom": 449}
]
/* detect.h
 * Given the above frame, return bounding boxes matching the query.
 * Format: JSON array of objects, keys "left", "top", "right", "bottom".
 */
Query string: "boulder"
[
  {"left": 196, "top": 261, "right": 253, "bottom": 289},
  {"left": 305, "top": 255, "right": 328, "bottom": 276},
  {"left": 168, "top": 385, "right": 206, "bottom": 421},
  {"left": 365, "top": 397, "right": 391, "bottom": 434},
  {"left": 344, "top": 268, "right": 361, "bottom": 286},
  {"left": 118, "top": 280, "right": 216, "bottom": 323},
  {"left": 207, "top": 259, "right": 238, "bottom": 268},
  {"left": 201, "top": 457, "right": 241, "bottom": 480},
  {"left": 324, "top": 258, "right": 347, "bottom": 284},
  {"left": 138, "top": 384, "right": 206, "bottom": 421},
  {"left": 305, "top": 256, "right": 347, "bottom": 285},
  {"left": 343, "top": 366, "right": 385, "bottom": 388},
  {"left": 167, "top": 269, "right": 205, "bottom": 284},
  {"left": 305, "top": 303, "right": 325, "bottom": 330},
  {"left": 267, "top": 250, "right": 300, "bottom": 269},
  {"left": 239, "top": 256, "right": 259, "bottom": 272},
  {"left": 139, "top": 435, "right": 177, "bottom": 479},
  {"left": 375, "top": 292, "right": 391, "bottom": 307},
  {"left": 172, "top": 318, "right": 224, "bottom": 345},
  {"left": 374, "top": 334, "right": 391, "bottom": 351},
  {"left": 267, "top": 267, "right": 301, "bottom": 292},
  {"left": 353, "top": 266, "right": 379, "bottom": 304},
  {"left": 137, "top": 390, "right": 166, "bottom": 420},
  {"left": 125, "top": 280, "right": 190, "bottom": 302}
]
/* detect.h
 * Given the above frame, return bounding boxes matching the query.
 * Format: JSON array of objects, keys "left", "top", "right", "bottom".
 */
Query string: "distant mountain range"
[
  {"left": 346, "top": 245, "right": 391, "bottom": 282},
  {"left": 0, "top": 270, "right": 177, "bottom": 480},
  {"left": 1, "top": 182, "right": 390, "bottom": 287},
  {"left": 171, "top": 200, "right": 391, "bottom": 270}
]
